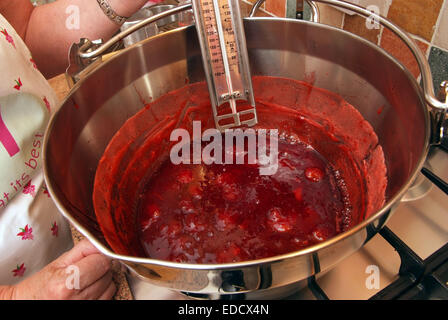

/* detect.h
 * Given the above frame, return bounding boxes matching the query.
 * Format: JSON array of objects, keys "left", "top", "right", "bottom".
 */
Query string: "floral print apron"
[{"left": 0, "top": 14, "right": 73, "bottom": 285}]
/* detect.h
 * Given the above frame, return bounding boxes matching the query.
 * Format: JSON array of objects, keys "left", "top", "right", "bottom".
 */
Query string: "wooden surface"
[{"left": 48, "top": 74, "right": 134, "bottom": 300}]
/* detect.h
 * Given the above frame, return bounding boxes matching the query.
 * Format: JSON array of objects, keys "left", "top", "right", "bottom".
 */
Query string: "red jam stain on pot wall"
[{"left": 93, "top": 76, "right": 387, "bottom": 262}]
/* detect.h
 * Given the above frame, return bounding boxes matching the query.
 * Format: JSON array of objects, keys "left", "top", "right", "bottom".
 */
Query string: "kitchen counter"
[{"left": 48, "top": 74, "right": 134, "bottom": 300}]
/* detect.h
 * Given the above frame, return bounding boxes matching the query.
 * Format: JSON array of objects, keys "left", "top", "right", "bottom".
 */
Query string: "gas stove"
[{"left": 126, "top": 144, "right": 448, "bottom": 300}]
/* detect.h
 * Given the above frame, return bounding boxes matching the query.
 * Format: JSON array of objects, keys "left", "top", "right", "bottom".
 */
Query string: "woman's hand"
[{"left": 9, "top": 239, "right": 116, "bottom": 300}]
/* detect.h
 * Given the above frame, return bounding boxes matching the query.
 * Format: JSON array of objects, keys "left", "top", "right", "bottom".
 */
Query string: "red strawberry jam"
[
  {"left": 93, "top": 76, "right": 387, "bottom": 263},
  {"left": 137, "top": 136, "right": 351, "bottom": 264}
]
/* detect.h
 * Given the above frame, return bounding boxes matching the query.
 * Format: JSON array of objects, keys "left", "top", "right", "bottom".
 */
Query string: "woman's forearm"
[{"left": 25, "top": 0, "right": 148, "bottom": 78}]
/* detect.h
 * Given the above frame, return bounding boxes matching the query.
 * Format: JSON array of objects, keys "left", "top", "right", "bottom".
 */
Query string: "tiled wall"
[
  {"left": 243, "top": 0, "right": 448, "bottom": 90},
  {"left": 239, "top": 0, "right": 278, "bottom": 17}
]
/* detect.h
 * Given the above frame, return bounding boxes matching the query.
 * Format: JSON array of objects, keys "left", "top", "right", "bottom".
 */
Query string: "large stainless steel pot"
[{"left": 43, "top": 0, "right": 447, "bottom": 297}]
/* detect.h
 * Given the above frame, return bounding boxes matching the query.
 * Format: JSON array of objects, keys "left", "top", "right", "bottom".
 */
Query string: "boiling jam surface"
[{"left": 137, "top": 136, "right": 351, "bottom": 264}]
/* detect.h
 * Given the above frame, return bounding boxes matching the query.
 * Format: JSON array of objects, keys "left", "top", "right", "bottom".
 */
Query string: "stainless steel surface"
[
  {"left": 44, "top": 17, "right": 436, "bottom": 296},
  {"left": 313, "top": 0, "right": 446, "bottom": 112},
  {"left": 121, "top": 8, "right": 158, "bottom": 48},
  {"left": 439, "top": 80, "right": 448, "bottom": 102},
  {"left": 78, "top": 4, "right": 192, "bottom": 60},
  {"left": 435, "top": 81, "right": 448, "bottom": 144},
  {"left": 76, "top": 0, "right": 446, "bottom": 115},
  {"left": 249, "top": 0, "right": 320, "bottom": 23},
  {"left": 148, "top": 4, "right": 179, "bottom": 27},
  {"left": 306, "top": 0, "right": 320, "bottom": 23},
  {"left": 192, "top": 0, "right": 257, "bottom": 130},
  {"left": 248, "top": 0, "right": 262, "bottom": 17},
  {"left": 66, "top": 39, "right": 104, "bottom": 87},
  {"left": 401, "top": 171, "right": 433, "bottom": 202},
  {"left": 178, "top": 0, "right": 195, "bottom": 27},
  {"left": 50, "top": 0, "right": 446, "bottom": 300}
]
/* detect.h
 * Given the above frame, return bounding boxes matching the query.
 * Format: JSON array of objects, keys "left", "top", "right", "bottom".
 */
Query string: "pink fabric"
[{"left": 0, "top": 106, "right": 20, "bottom": 157}]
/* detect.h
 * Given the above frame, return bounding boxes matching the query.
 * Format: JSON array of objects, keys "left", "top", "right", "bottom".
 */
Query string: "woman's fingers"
[
  {"left": 9, "top": 239, "right": 116, "bottom": 300},
  {"left": 73, "top": 253, "right": 112, "bottom": 290},
  {"left": 75, "top": 270, "right": 115, "bottom": 300},
  {"left": 57, "top": 239, "right": 102, "bottom": 267},
  {"left": 97, "top": 280, "right": 117, "bottom": 300}
]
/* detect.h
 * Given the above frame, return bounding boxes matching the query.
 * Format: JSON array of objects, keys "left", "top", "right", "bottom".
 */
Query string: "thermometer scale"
[{"left": 192, "top": 0, "right": 257, "bottom": 131}]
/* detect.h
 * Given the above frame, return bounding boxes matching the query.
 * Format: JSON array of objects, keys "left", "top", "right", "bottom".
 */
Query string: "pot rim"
[{"left": 43, "top": 17, "right": 431, "bottom": 271}]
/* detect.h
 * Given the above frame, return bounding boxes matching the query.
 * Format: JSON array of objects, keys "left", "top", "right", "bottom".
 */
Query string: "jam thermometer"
[{"left": 192, "top": 0, "right": 257, "bottom": 131}]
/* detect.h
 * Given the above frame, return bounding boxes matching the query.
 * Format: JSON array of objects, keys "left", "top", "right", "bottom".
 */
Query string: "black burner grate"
[{"left": 307, "top": 144, "right": 448, "bottom": 300}]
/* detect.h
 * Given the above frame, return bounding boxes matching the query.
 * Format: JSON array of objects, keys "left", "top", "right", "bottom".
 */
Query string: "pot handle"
[
  {"left": 250, "top": 0, "right": 448, "bottom": 144},
  {"left": 77, "top": 4, "right": 192, "bottom": 61},
  {"left": 317, "top": 0, "right": 448, "bottom": 144},
  {"left": 249, "top": 0, "right": 320, "bottom": 23},
  {"left": 431, "top": 81, "right": 448, "bottom": 145},
  {"left": 66, "top": 3, "right": 193, "bottom": 86}
]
